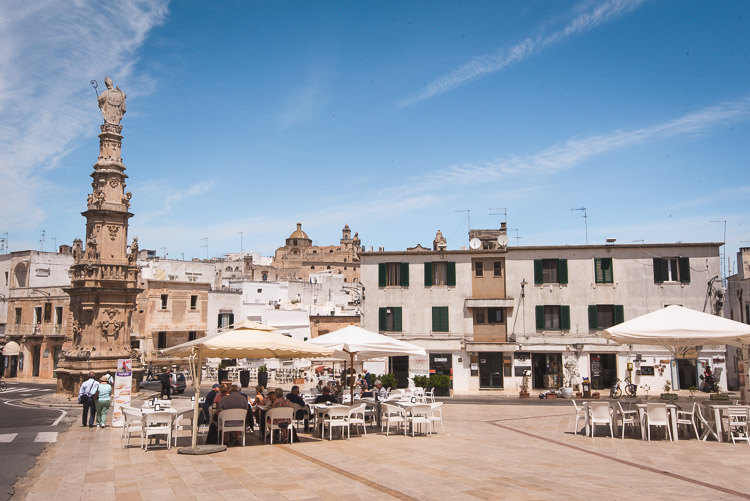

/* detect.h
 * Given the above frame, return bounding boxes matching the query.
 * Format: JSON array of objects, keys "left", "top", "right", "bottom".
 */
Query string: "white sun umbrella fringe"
[{"left": 163, "top": 320, "right": 334, "bottom": 450}]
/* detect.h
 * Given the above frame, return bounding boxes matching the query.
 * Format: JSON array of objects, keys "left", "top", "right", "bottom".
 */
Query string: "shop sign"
[{"left": 112, "top": 358, "right": 132, "bottom": 428}]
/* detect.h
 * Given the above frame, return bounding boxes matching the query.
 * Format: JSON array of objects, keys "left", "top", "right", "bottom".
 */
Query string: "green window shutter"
[
  {"left": 534, "top": 259, "right": 543, "bottom": 284},
  {"left": 535, "top": 306, "right": 545, "bottom": 330},
  {"left": 424, "top": 262, "right": 433, "bottom": 286},
  {"left": 218, "top": 315, "right": 223, "bottom": 328},
  {"left": 443, "top": 307, "right": 449, "bottom": 331},
  {"left": 561, "top": 305, "right": 570, "bottom": 330},
  {"left": 400, "top": 262, "right": 409, "bottom": 287},
  {"left": 653, "top": 258, "right": 663, "bottom": 283},
  {"left": 588, "top": 305, "right": 598, "bottom": 331},
  {"left": 614, "top": 305, "right": 624, "bottom": 325},
  {"left": 394, "top": 307, "right": 402, "bottom": 332},
  {"left": 447, "top": 262, "right": 456, "bottom": 286},
  {"left": 679, "top": 257, "right": 691, "bottom": 284},
  {"left": 603, "top": 258, "right": 613, "bottom": 283},
  {"left": 378, "top": 263, "right": 386, "bottom": 287},
  {"left": 378, "top": 308, "right": 386, "bottom": 331},
  {"left": 228, "top": 313, "right": 234, "bottom": 327},
  {"left": 558, "top": 259, "right": 568, "bottom": 284},
  {"left": 432, "top": 307, "right": 449, "bottom": 332},
  {"left": 432, "top": 307, "right": 439, "bottom": 331},
  {"left": 594, "top": 258, "right": 603, "bottom": 284}
]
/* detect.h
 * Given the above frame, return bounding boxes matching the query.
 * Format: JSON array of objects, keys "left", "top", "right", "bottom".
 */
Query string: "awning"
[
  {"left": 465, "top": 298, "right": 515, "bottom": 308},
  {"left": 2, "top": 341, "right": 21, "bottom": 356}
]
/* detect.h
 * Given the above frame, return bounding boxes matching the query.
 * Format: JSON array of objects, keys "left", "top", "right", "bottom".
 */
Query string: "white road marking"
[
  {"left": 52, "top": 410, "right": 67, "bottom": 427},
  {"left": 0, "top": 433, "right": 18, "bottom": 443},
  {"left": 34, "top": 432, "right": 57, "bottom": 443},
  {"left": 0, "top": 388, "right": 32, "bottom": 394}
]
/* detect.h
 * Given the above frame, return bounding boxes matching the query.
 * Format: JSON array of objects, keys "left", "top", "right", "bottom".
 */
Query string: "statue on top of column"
[{"left": 97, "top": 76, "right": 126, "bottom": 125}]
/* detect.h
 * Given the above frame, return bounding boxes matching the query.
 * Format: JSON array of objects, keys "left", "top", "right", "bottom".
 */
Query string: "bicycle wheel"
[
  {"left": 610, "top": 386, "right": 622, "bottom": 399},
  {"left": 625, "top": 384, "right": 637, "bottom": 398},
  {"left": 0, "top": 381, "right": 6, "bottom": 391}
]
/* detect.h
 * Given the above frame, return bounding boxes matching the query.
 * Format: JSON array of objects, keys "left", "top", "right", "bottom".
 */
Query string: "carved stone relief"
[
  {"left": 98, "top": 308, "right": 124, "bottom": 341},
  {"left": 108, "top": 225, "right": 119, "bottom": 241},
  {"left": 109, "top": 178, "right": 119, "bottom": 188}
]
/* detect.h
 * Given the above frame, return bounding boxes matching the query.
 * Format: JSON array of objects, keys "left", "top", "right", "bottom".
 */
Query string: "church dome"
[{"left": 289, "top": 223, "right": 309, "bottom": 240}]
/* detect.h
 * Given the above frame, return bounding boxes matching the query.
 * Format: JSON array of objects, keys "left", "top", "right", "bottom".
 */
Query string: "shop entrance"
[
  {"left": 676, "top": 358, "right": 698, "bottom": 390},
  {"left": 589, "top": 354, "right": 617, "bottom": 390},
  {"left": 532, "top": 353, "right": 562, "bottom": 389},
  {"left": 32, "top": 345, "right": 41, "bottom": 377},
  {"left": 479, "top": 353, "right": 503, "bottom": 388},
  {"left": 389, "top": 356, "right": 410, "bottom": 388}
]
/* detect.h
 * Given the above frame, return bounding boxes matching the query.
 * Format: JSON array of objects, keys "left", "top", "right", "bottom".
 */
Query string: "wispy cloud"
[
  {"left": 398, "top": 0, "right": 645, "bottom": 108},
  {"left": 0, "top": 0, "right": 169, "bottom": 231},
  {"left": 276, "top": 67, "right": 331, "bottom": 130},
  {"left": 419, "top": 96, "right": 750, "bottom": 191}
]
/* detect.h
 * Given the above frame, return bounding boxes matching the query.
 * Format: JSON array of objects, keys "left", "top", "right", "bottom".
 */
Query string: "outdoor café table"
[
  {"left": 636, "top": 403, "right": 679, "bottom": 441},
  {"left": 709, "top": 404, "right": 750, "bottom": 443},
  {"left": 140, "top": 407, "right": 178, "bottom": 446},
  {"left": 311, "top": 403, "right": 349, "bottom": 437}
]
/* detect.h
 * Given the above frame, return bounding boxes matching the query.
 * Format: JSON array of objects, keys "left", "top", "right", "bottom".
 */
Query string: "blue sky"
[{"left": 1, "top": 0, "right": 748, "bottom": 273}]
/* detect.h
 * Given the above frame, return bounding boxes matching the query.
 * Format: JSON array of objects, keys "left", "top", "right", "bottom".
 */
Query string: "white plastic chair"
[
  {"left": 616, "top": 402, "right": 640, "bottom": 439},
  {"left": 429, "top": 402, "right": 444, "bottom": 434},
  {"left": 414, "top": 387, "right": 426, "bottom": 403},
  {"left": 142, "top": 411, "right": 174, "bottom": 450},
  {"left": 406, "top": 404, "right": 432, "bottom": 437},
  {"left": 121, "top": 406, "right": 143, "bottom": 448},
  {"left": 173, "top": 410, "right": 194, "bottom": 447},
  {"left": 218, "top": 408, "right": 247, "bottom": 446},
  {"left": 589, "top": 402, "right": 614, "bottom": 439},
  {"left": 291, "top": 402, "right": 310, "bottom": 431},
  {"left": 424, "top": 387, "right": 435, "bottom": 404},
  {"left": 322, "top": 406, "right": 350, "bottom": 441},
  {"left": 727, "top": 406, "right": 750, "bottom": 444},
  {"left": 675, "top": 402, "right": 699, "bottom": 440},
  {"left": 570, "top": 401, "right": 586, "bottom": 435},
  {"left": 348, "top": 403, "right": 367, "bottom": 436},
  {"left": 696, "top": 404, "right": 718, "bottom": 441},
  {"left": 381, "top": 403, "right": 406, "bottom": 436},
  {"left": 645, "top": 403, "right": 672, "bottom": 441},
  {"left": 266, "top": 407, "right": 294, "bottom": 444}
]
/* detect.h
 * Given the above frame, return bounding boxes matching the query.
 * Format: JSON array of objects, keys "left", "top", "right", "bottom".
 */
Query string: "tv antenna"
[
  {"left": 0, "top": 232, "right": 7, "bottom": 254},
  {"left": 508, "top": 228, "right": 522, "bottom": 246},
  {"left": 201, "top": 237, "right": 208, "bottom": 260},
  {"left": 489, "top": 208, "right": 507, "bottom": 225},
  {"left": 571, "top": 207, "right": 588, "bottom": 244},
  {"left": 455, "top": 209, "right": 471, "bottom": 235},
  {"left": 40, "top": 230, "right": 45, "bottom": 252}
]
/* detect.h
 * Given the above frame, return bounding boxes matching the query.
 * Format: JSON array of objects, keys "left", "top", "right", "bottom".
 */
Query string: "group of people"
[{"left": 77, "top": 371, "right": 114, "bottom": 428}]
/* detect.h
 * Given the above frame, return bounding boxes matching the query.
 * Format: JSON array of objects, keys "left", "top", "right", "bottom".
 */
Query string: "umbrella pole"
[
  {"left": 190, "top": 347, "right": 202, "bottom": 449},
  {"left": 350, "top": 352, "right": 355, "bottom": 404}
]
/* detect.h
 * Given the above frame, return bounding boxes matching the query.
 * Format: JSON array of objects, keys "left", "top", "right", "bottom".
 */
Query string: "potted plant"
[
  {"left": 429, "top": 374, "right": 451, "bottom": 396},
  {"left": 217, "top": 361, "right": 229, "bottom": 384},
  {"left": 640, "top": 384, "right": 651, "bottom": 400},
  {"left": 294, "top": 368, "right": 305, "bottom": 385},
  {"left": 257, "top": 364, "right": 268, "bottom": 388},
  {"left": 561, "top": 358, "right": 579, "bottom": 399},
  {"left": 688, "top": 385, "right": 698, "bottom": 398},
  {"left": 412, "top": 375, "right": 430, "bottom": 388},
  {"left": 660, "top": 380, "right": 678, "bottom": 400}
]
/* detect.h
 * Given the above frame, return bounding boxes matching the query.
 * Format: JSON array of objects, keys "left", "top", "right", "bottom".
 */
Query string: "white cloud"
[
  {"left": 398, "top": 0, "right": 646, "bottom": 108},
  {"left": 0, "top": 0, "right": 169, "bottom": 231}
]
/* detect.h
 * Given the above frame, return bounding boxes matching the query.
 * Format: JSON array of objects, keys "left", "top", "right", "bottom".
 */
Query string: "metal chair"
[
  {"left": 218, "top": 408, "right": 247, "bottom": 446},
  {"left": 675, "top": 402, "right": 699, "bottom": 440}
]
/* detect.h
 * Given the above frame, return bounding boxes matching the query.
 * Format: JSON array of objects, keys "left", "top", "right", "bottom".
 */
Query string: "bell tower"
[{"left": 56, "top": 77, "right": 143, "bottom": 394}]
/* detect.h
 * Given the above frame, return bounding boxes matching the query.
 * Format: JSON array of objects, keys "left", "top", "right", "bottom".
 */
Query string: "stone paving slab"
[{"left": 13, "top": 402, "right": 750, "bottom": 500}]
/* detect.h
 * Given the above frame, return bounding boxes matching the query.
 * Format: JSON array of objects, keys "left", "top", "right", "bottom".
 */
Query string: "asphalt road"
[{"left": 0, "top": 382, "right": 71, "bottom": 501}]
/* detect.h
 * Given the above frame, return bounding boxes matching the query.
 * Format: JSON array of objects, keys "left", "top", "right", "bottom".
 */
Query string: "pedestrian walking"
[
  {"left": 160, "top": 368, "right": 172, "bottom": 399},
  {"left": 78, "top": 372, "right": 99, "bottom": 428},
  {"left": 95, "top": 375, "right": 112, "bottom": 428}
]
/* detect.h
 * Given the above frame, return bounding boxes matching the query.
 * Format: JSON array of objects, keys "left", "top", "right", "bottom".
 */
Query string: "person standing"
[
  {"left": 363, "top": 369, "right": 372, "bottom": 388},
  {"left": 78, "top": 372, "right": 99, "bottom": 428},
  {"left": 160, "top": 368, "right": 172, "bottom": 399},
  {"left": 95, "top": 375, "right": 112, "bottom": 428}
]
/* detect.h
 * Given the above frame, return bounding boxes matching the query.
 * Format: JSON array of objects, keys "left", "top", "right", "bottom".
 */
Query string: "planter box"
[
  {"left": 546, "top": 393, "right": 557, "bottom": 399},
  {"left": 660, "top": 393, "right": 679, "bottom": 400},
  {"left": 519, "top": 392, "right": 530, "bottom": 399},
  {"left": 710, "top": 393, "right": 729, "bottom": 401},
  {"left": 575, "top": 392, "right": 582, "bottom": 399},
  {"left": 294, "top": 378, "right": 305, "bottom": 385},
  {"left": 591, "top": 393, "right": 600, "bottom": 400},
  {"left": 434, "top": 387, "right": 450, "bottom": 397}
]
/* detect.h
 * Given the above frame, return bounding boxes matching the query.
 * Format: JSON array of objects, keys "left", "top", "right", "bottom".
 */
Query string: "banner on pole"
[{"left": 112, "top": 358, "right": 133, "bottom": 428}]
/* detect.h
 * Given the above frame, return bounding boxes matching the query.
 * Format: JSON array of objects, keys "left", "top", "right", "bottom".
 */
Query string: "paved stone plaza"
[{"left": 12, "top": 399, "right": 750, "bottom": 501}]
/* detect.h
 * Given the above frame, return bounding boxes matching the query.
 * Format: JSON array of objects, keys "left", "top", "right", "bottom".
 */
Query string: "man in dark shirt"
[
  {"left": 286, "top": 385, "right": 310, "bottom": 431},
  {"left": 160, "top": 369, "right": 172, "bottom": 399},
  {"left": 201, "top": 384, "right": 221, "bottom": 425},
  {"left": 313, "top": 386, "right": 337, "bottom": 404}
]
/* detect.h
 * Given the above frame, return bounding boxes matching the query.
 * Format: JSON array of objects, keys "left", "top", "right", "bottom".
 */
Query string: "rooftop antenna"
[
  {"left": 455, "top": 209, "right": 470, "bottom": 236},
  {"left": 201, "top": 237, "right": 208, "bottom": 260},
  {"left": 0, "top": 232, "right": 7, "bottom": 254},
  {"left": 489, "top": 208, "right": 507, "bottom": 225},
  {"left": 90, "top": 79, "right": 99, "bottom": 97},
  {"left": 158, "top": 247, "right": 166, "bottom": 258},
  {"left": 40, "top": 230, "right": 45, "bottom": 252},
  {"left": 508, "top": 228, "right": 522, "bottom": 246},
  {"left": 710, "top": 220, "right": 727, "bottom": 282},
  {"left": 571, "top": 207, "right": 588, "bottom": 245},
  {"left": 633, "top": 239, "right": 644, "bottom": 243}
]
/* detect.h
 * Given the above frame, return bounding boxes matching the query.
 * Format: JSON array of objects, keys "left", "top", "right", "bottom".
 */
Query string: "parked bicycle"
[
  {"left": 609, "top": 377, "right": 637, "bottom": 399},
  {"left": 0, "top": 378, "right": 7, "bottom": 391}
]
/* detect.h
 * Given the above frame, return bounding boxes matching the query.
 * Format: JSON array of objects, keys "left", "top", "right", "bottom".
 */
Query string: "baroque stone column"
[{"left": 56, "top": 77, "right": 143, "bottom": 395}]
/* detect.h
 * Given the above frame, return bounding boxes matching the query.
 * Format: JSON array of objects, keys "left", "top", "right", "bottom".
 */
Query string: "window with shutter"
[
  {"left": 381, "top": 307, "right": 402, "bottom": 332},
  {"left": 379, "top": 307, "right": 387, "bottom": 331},
  {"left": 447, "top": 262, "right": 456, "bottom": 286},
  {"left": 535, "top": 305, "right": 544, "bottom": 330},
  {"left": 558, "top": 260, "right": 568, "bottom": 284},
  {"left": 589, "top": 305, "right": 619, "bottom": 331},
  {"left": 400, "top": 262, "right": 410, "bottom": 287},
  {"left": 537, "top": 259, "right": 565, "bottom": 284},
  {"left": 595, "top": 258, "right": 613, "bottom": 284},
  {"left": 378, "top": 263, "right": 386, "bottom": 287},
  {"left": 588, "top": 305, "right": 598, "bottom": 331},
  {"left": 679, "top": 257, "right": 691, "bottom": 283},
  {"left": 424, "top": 262, "right": 433, "bottom": 286},
  {"left": 534, "top": 259, "right": 543, "bottom": 284},
  {"left": 432, "top": 307, "right": 449, "bottom": 332},
  {"left": 561, "top": 305, "right": 570, "bottom": 330}
]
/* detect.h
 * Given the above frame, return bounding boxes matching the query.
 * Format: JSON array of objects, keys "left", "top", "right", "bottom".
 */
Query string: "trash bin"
[
  {"left": 581, "top": 381, "right": 591, "bottom": 398},
  {"left": 258, "top": 370, "right": 268, "bottom": 388},
  {"left": 239, "top": 370, "right": 250, "bottom": 388},
  {"left": 218, "top": 369, "right": 229, "bottom": 384}
]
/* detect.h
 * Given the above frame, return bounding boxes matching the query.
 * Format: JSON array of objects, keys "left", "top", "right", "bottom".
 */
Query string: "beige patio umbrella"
[{"left": 162, "top": 319, "right": 334, "bottom": 453}]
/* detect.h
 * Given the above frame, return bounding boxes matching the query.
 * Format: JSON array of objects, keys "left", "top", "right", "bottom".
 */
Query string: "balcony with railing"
[{"left": 5, "top": 323, "right": 66, "bottom": 337}]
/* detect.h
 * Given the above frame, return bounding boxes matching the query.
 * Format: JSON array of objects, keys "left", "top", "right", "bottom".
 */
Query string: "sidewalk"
[{"left": 13, "top": 397, "right": 750, "bottom": 500}]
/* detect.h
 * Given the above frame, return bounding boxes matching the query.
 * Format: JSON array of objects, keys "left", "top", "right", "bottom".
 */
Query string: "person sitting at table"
[
  {"left": 204, "top": 383, "right": 229, "bottom": 445},
  {"left": 287, "top": 385, "right": 310, "bottom": 431},
  {"left": 267, "top": 387, "right": 293, "bottom": 442},
  {"left": 251, "top": 385, "right": 266, "bottom": 424},
  {"left": 373, "top": 380, "right": 388, "bottom": 399},
  {"left": 333, "top": 382, "right": 344, "bottom": 403},
  {"left": 213, "top": 383, "right": 230, "bottom": 412},
  {"left": 314, "top": 379, "right": 325, "bottom": 395},
  {"left": 313, "top": 386, "right": 337, "bottom": 404},
  {"left": 219, "top": 385, "right": 249, "bottom": 445},
  {"left": 200, "top": 384, "right": 221, "bottom": 425}
]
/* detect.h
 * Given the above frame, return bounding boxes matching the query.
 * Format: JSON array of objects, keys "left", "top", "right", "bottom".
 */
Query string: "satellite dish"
[
  {"left": 469, "top": 238, "right": 482, "bottom": 250},
  {"left": 497, "top": 234, "right": 509, "bottom": 247}
]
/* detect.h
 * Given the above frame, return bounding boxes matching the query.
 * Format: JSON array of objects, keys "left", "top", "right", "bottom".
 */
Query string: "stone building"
[
  {"left": 1, "top": 250, "right": 73, "bottom": 379},
  {"left": 272, "top": 223, "right": 362, "bottom": 283},
  {"left": 361, "top": 228, "right": 724, "bottom": 395}
]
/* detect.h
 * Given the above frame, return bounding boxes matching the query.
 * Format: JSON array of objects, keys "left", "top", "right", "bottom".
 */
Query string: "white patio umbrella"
[
  {"left": 308, "top": 325, "right": 427, "bottom": 401},
  {"left": 162, "top": 319, "right": 334, "bottom": 453},
  {"left": 603, "top": 305, "right": 750, "bottom": 357}
]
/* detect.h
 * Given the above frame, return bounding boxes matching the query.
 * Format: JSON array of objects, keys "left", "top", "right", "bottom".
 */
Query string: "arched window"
[
  {"left": 14, "top": 263, "right": 28, "bottom": 288},
  {"left": 311, "top": 265, "right": 315, "bottom": 270}
]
